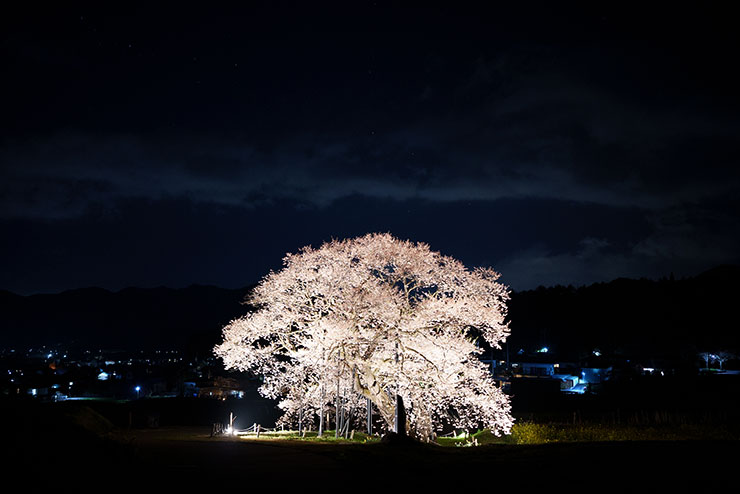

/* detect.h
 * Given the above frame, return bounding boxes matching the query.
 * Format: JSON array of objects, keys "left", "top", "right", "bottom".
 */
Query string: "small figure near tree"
[{"left": 215, "top": 233, "right": 514, "bottom": 440}]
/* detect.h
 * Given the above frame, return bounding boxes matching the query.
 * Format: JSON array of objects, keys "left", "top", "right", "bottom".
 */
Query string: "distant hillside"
[
  {"left": 506, "top": 264, "right": 740, "bottom": 360},
  {"left": 0, "top": 285, "right": 254, "bottom": 354},
  {"left": 1, "top": 266, "right": 738, "bottom": 359}
]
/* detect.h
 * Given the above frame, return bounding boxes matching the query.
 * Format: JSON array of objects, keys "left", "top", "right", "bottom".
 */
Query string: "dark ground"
[
  {"left": 2, "top": 400, "right": 736, "bottom": 490},
  {"left": 127, "top": 429, "right": 737, "bottom": 489}
]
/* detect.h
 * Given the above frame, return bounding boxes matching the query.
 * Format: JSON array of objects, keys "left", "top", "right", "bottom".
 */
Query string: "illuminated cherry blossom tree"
[{"left": 215, "top": 233, "right": 514, "bottom": 440}]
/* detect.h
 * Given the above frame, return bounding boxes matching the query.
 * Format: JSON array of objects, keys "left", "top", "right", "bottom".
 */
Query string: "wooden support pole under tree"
[
  {"left": 339, "top": 391, "right": 345, "bottom": 437},
  {"left": 318, "top": 387, "right": 324, "bottom": 437},
  {"left": 343, "top": 394, "right": 352, "bottom": 439},
  {"left": 229, "top": 412, "right": 236, "bottom": 436},
  {"left": 335, "top": 376, "right": 340, "bottom": 439}
]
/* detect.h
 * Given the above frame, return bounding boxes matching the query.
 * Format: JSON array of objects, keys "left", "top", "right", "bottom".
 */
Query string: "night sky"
[{"left": 2, "top": 3, "right": 739, "bottom": 294}]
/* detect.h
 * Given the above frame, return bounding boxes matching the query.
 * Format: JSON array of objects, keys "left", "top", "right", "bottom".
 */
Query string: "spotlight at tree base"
[{"left": 215, "top": 233, "right": 514, "bottom": 441}]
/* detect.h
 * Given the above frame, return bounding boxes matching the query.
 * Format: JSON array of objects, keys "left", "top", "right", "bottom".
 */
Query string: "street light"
[{"left": 135, "top": 386, "right": 141, "bottom": 399}]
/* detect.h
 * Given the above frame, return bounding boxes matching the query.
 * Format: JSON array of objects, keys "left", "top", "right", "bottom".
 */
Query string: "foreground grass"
[
  {"left": 436, "top": 422, "right": 740, "bottom": 446},
  {"left": 235, "top": 429, "right": 381, "bottom": 443},
  {"left": 6, "top": 405, "right": 737, "bottom": 489},
  {"left": 234, "top": 421, "right": 740, "bottom": 447}
]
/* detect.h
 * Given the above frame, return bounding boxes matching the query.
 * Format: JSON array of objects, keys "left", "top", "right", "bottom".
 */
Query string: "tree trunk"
[
  {"left": 394, "top": 394, "right": 407, "bottom": 436},
  {"left": 353, "top": 363, "right": 396, "bottom": 430}
]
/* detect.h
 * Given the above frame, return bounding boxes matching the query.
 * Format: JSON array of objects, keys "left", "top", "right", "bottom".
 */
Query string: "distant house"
[
  {"left": 563, "top": 383, "right": 589, "bottom": 394},
  {"left": 552, "top": 373, "right": 581, "bottom": 390},
  {"left": 580, "top": 367, "right": 612, "bottom": 384},
  {"left": 520, "top": 362, "right": 556, "bottom": 377},
  {"left": 198, "top": 376, "right": 245, "bottom": 399},
  {"left": 183, "top": 381, "right": 199, "bottom": 397},
  {"left": 491, "top": 348, "right": 624, "bottom": 395}
]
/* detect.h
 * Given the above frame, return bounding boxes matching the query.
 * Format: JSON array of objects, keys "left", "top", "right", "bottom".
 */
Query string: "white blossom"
[{"left": 215, "top": 233, "right": 514, "bottom": 440}]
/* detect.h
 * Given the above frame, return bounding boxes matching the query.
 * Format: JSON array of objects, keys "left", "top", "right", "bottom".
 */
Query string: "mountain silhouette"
[
  {"left": 1, "top": 266, "right": 738, "bottom": 360},
  {"left": 505, "top": 265, "right": 740, "bottom": 361},
  {"left": 0, "top": 284, "right": 254, "bottom": 354}
]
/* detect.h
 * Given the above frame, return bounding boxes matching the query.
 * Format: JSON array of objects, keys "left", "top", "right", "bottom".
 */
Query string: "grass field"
[
  {"left": 230, "top": 421, "right": 740, "bottom": 445},
  {"left": 3, "top": 400, "right": 737, "bottom": 489},
  {"left": 122, "top": 426, "right": 737, "bottom": 489}
]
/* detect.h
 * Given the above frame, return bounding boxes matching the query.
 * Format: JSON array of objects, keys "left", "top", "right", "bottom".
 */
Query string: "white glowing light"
[{"left": 214, "top": 233, "right": 513, "bottom": 440}]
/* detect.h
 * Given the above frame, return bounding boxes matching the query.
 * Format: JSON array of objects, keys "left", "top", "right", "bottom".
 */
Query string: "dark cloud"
[
  {"left": 1, "top": 194, "right": 691, "bottom": 293},
  {"left": 1, "top": 4, "right": 739, "bottom": 292}
]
